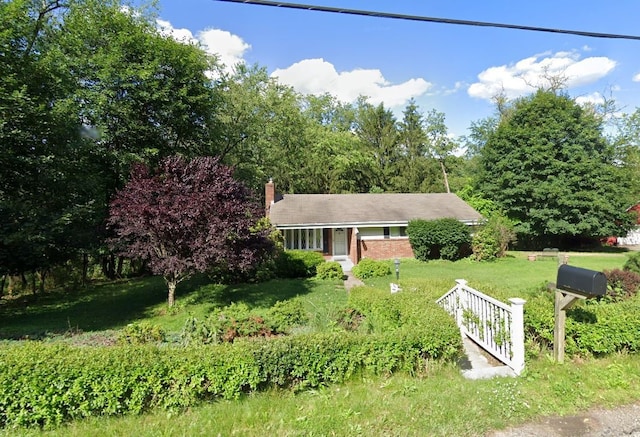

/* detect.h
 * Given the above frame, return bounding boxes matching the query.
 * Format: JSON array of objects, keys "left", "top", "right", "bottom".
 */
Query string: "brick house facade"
[{"left": 265, "top": 180, "right": 483, "bottom": 264}]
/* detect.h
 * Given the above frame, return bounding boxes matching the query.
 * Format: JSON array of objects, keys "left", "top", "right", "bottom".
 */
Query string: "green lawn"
[
  {"left": 366, "top": 252, "right": 627, "bottom": 298},
  {"left": 0, "top": 275, "right": 346, "bottom": 340},
  {"left": 1, "top": 251, "right": 638, "bottom": 436}
]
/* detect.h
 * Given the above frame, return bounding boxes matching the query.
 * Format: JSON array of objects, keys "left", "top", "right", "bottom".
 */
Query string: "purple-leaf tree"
[{"left": 108, "top": 156, "right": 272, "bottom": 306}]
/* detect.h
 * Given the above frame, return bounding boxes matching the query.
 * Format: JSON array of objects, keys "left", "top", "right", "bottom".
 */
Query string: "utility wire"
[{"left": 213, "top": 0, "right": 640, "bottom": 41}]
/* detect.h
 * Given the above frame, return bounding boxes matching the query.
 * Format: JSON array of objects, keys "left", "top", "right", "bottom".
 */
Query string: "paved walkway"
[
  {"left": 488, "top": 402, "right": 640, "bottom": 436},
  {"left": 343, "top": 271, "right": 364, "bottom": 290}
]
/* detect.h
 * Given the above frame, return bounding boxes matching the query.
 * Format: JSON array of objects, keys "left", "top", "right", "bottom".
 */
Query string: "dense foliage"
[
  {"left": 622, "top": 251, "right": 640, "bottom": 275},
  {"left": 602, "top": 269, "right": 640, "bottom": 302},
  {"left": 273, "top": 250, "right": 326, "bottom": 278},
  {"left": 108, "top": 156, "right": 272, "bottom": 306},
  {"left": 0, "top": 0, "right": 221, "bottom": 286},
  {"left": 180, "top": 301, "right": 308, "bottom": 344},
  {"left": 316, "top": 261, "right": 345, "bottom": 280},
  {"left": 472, "top": 215, "right": 517, "bottom": 261},
  {"left": 524, "top": 293, "right": 640, "bottom": 356},
  {"left": 407, "top": 218, "right": 472, "bottom": 261},
  {"left": 0, "top": 290, "right": 461, "bottom": 429},
  {"left": 351, "top": 258, "right": 392, "bottom": 279},
  {"left": 476, "top": 90, "right": 634, "bottom": 248}
]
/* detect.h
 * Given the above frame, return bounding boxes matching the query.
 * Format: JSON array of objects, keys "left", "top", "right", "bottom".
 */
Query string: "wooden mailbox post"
[{"left": 553, "top": 265, "right": 607, "bottom": 363}]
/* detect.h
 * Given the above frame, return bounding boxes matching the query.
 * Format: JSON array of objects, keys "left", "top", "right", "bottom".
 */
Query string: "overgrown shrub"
[
  {"left": 0, "top": 310, "right": 462, "bottom": 429},
  {"left": 273, "top": 250, "right": 325, "bottom": 278},
  {"left": 205, "top": 303, "right": 277, "bottom": 343},
  {"left": 117, "top": 322, "right": 165, "bottom": 345},
  {"left": 407, "top": 218, "right": 472, "bottom": 261},
  {"left": 316, "top": 261, "right": 344, "bottom": 280},
  {"left": 623, "top": 251, "right": 640, "bottom": 275},
  {"left": 181, "top": 301, "right": 309, "bottom": 345},
  {"left": 347, "top": 286, "right": 462, "bottom": 354},
  {"left": 351, "top": 258, "right": 391, "bottom": 279},
  {"left": 268, "top": 299, "right": 309, "bottom": 332},
  {"left": 472, "top": 215, "right": 516, "bottom": 261},
  {"left": 603, "top": 268, "right": 640, "bottom": 302},
  {"left": 524, "top": 293, "right": 640, "bottom": 356}
]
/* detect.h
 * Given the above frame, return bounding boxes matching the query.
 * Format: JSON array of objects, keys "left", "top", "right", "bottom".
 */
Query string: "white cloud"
[
  {"left": 468, "top": 51, "right": 616, "bottom": 101},
  {"left": 197, "top": 29, "right": 250, "bottom": 71},
  {"left": 156, "top": 19, "right": 198, "bottom": 44},
  {"left": 271, "top": 58, "right": 432, "bottom": 108},
  {"left": 633, "top": 73, "right": 640, "bottom": 82},
  {"left": 156, "top": 19, "right": 250, "bottom": 73},
  {"left": 575, "top": 92, "right": 605, "bottom": 106}
]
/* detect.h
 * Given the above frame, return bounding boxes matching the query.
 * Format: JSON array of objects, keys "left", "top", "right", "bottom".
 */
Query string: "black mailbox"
[{"left": 556, "top": 264, "right": 607, "bottom": 298}]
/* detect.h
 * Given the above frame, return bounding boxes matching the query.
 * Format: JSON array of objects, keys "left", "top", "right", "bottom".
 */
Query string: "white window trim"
[{"left": 283, "top": 228, "right": 323, "bottom": 251}]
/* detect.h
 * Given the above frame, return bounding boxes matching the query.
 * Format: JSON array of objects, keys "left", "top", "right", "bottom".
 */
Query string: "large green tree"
[
  {"left": 0, "top": 0, "right": 222, "bottom": 283},
  {"left": 477, "top": 90, "right": 634, "bottom": 248},
  {"left": 0, "top": 0, "right": 106, "bottom": 286}
]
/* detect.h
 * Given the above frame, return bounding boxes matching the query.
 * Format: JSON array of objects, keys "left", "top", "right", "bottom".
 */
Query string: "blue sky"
[{"left": 147, "top": 0, "right": 640, "bottom": 137}]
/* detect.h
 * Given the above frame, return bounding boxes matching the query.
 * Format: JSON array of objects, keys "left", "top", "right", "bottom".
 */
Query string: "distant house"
[
  {"left": 265, "top": 180, "right": 483, "bottom": 265},
  {"left": 617, "top": 203, "right": 640, "bottom": 246}
]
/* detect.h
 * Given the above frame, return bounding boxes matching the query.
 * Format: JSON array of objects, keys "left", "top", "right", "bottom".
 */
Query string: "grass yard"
[
  {"left": 365, "top": 251, "right": 627, "bottom": 298},
  {"left": 0, "top": 251, "right": 638, "bottom": 436},
  {"left": 0, "top": 275, "right": 346, "bottom": 341}
]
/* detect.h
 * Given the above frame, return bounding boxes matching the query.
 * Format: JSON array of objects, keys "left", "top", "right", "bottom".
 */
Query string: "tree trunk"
[
  {"left": 167, "top": 279, "right": 176, "bottom": 307},
  {"left": 82, "top": 253, "right": 88, "bottom": 287},
  {"left": 38, "top": 270, "right": 46, "bottom": 294},
  {"left": 439, "top": 159, "right": 450, "bottom": 193},
  {"left": 116, "top": 256, "right": 124, "bottom": 278}
]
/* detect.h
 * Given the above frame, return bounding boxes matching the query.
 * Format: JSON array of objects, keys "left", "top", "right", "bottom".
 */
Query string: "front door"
[{"left": 333, "top": 228, "right": 347, "bottom": 258}]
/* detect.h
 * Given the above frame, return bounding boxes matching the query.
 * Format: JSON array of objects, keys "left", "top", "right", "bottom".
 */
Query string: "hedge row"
[
  {"left": 0, "top": 304, "right": 461, "bottom": 429},
  {"left": 347, "top": 286, "right": 462, "bottom": 358},
  {"left": 524, "top": 294, "right": 640, "bottom": 356}
]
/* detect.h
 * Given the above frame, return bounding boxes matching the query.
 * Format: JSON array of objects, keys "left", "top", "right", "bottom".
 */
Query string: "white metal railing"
[{"left": 436, "top": 279, "right": 526, "bottom": 375}]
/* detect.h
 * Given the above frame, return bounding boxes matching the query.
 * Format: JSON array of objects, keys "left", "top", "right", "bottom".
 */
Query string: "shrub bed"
[
  {"left": 524, "top": 293, "right": 640, "bottom": 356},
  {"left": 0, "top": 286, "right": 461, "bottom": 430}
]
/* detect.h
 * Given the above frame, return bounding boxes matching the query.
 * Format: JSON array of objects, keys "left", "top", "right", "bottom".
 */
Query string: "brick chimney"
[{"left": 265, "top": 178, "right": 275, "bottom": 216}]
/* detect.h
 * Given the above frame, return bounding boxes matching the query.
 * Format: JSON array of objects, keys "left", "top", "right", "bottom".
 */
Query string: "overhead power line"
[{"left": 213, "top": 0, "right": 640, "bottom": 41}]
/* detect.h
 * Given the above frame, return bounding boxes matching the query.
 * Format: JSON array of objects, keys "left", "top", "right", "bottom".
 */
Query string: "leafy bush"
[
  {"left": 267, "top": 299, "right": 309, "bottom": 332},
  {"left": 181, "top": 301, "right": 309, "bottom": 345},
  {"left": 347, "top": 285, "right": 462, "bottom": 360},
  {"left": 603, "top": 269, "right": 640, "bottom": 302},
  {"left": 623, "top": 251, "right": 640, "bottom": 275},
  {"left": 206, "top": 302, "right": 277, "bottom": 343},
  {"left": 316, "top": 261, "right": 344, "bottom": 280},
  {"left": 524, "top": 293, "right": 640, "bottom": 356},
  {"left": 352, "top": 258, "right": 391, "bottom": 279},
  {"left": 273, "top": 250, "right": 325, "bottom": 278},
  {"left": 472, "top": 215, "right": 516, "bottom": 261},
  {"left": 117, "top": 322, "right": 165, "bottom": 345},
  {"left": 407, "top": 218, "right": 472, "bottom": 261}
]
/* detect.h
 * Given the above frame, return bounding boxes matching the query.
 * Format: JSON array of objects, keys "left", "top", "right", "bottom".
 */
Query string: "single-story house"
[{"left": 265, "top": 180, "right": 483, "bottom": 264}]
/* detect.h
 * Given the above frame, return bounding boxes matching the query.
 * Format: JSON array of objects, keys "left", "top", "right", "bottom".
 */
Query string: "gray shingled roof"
[{"left": 268, "top": 193, "right": 483, "bottom": 227}]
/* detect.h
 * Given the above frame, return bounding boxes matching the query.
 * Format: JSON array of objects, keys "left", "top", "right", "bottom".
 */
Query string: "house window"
[
  {"left": 383, "top": 227, "right": 390, "bottom": 239},
  {"left": 284, "top": 229, "right": 323, "bottom": 251}
]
